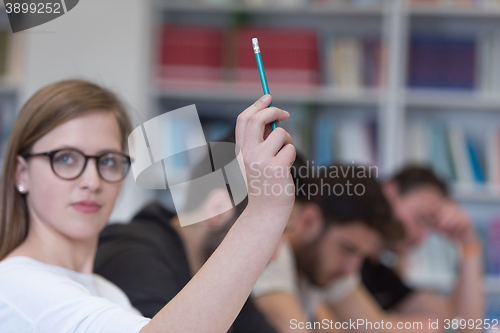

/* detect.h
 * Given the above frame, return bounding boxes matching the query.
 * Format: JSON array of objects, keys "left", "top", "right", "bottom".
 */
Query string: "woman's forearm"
[
  {"left": 142, "top": 204, "right": 291, "bottom": 333},
  {"left": 141, "top": 95, "right": 295, "bottom": 333},
  {"left": 452, "top": 248, "right": 484, "bottom": 333}
]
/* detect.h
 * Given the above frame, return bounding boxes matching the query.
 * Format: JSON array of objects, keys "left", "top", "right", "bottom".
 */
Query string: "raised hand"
[{"left": 235, "top": 94, "right": 296, "bottom": 214}]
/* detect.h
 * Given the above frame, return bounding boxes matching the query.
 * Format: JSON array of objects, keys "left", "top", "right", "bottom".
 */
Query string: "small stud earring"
[{"left": 18, "top": 185, "right": 25, "bottom": 193}]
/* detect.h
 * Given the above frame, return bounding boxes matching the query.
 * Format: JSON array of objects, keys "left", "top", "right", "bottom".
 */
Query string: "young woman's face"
[{"left": 17, "top": 111, "right": 123, "bottom": 242}]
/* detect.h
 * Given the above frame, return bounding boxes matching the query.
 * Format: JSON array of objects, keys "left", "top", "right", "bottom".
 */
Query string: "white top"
[
  {"left": 0, "top": 256, "right": 150, "bottom": 333},
  {"left": 253, "top": 239, "right": 359, "bottom": 320}
]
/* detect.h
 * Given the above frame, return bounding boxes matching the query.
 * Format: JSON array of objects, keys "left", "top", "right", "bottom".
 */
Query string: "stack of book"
[
  {"left": 405, "top": 122, "right": 500, "bottom": 190},
  {"left": 314, "top": 113, "right": 377, "bottom": 166},
  {"left": 236, "top": 27, "right": 319, "bottom": 89},
  {"left": 408, "top": 35, "right": 477, "bottom": 90},
  {"left": 477, "top": 31, "right": 500, "bottom": 95},
  {"left": 475, "top": 216, "right": 500, "bottom": 278},
  {"left": 408, "top": 33, "right": 500, "bottom": 94},
  {"left": 158, "top": 24, "right": 320, "bottom": 89},
  {"left": 157, "top": 25, "right": 387, "bottom": 91},
  {"left": 0, "top": 30, "right": 24, "bottom": 84},
  {"left": 324, "top": 35, "right": 386, "bottom": 91},
  {"left": 158, "top": 25, "right": 225, "bottom": 85}
]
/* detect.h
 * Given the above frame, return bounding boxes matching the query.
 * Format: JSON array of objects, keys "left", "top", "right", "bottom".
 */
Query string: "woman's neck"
[{"left": 6, "top": 224, "right": 97, "bottom": 274}]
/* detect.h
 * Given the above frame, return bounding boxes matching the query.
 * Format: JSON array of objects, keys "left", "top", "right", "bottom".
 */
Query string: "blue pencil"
[{"left": 252, "top": 38, "right": 277, "bottom": 130}]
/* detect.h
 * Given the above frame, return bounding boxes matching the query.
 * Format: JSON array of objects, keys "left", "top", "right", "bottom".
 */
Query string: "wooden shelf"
[
  {"left": 157, "top": 1, "right": 385, "bottom": 16},
  {"left": 406, "top": 90, "right": 500, "bottom": 111},
  {"left": 155, "top": 82, "right": 382, "bottom": 107},
  {"left": 410, "top": 4, "right": 500, "bottom": 18}
]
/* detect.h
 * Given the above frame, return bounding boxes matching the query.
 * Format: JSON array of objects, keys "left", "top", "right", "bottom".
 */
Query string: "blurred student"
[
  {"left": 94, "top": 135, "right": 277, "bottom": 332},
  {"left": 0, "top": 80, "right": 296, "bottom": 333},
  {"left": 362, "top": 166, "right": 484, "bottom": 332},
  {"left": 252, "top": 161, "right": 436, "bottom": 333}
]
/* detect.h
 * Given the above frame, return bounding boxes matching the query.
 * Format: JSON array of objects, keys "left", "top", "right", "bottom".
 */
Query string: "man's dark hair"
[
  {"left": 290, "top": 158, "right": 405, "bottom": 242},
  {"left": 391, "top": 165, "right": 448, "bottom": 197},
  {"left": 313, "top": 164, "right": 405, "bottom": 242}
]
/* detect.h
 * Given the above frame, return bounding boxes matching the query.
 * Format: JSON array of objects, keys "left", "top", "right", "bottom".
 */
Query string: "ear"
[
  {"left": 295, "top": 203, "right": 324, "bottom": 243},
  {"left": 383, "top": 180, "right": 399, "bottom": 202},
  {"left": 203, "top": 188, "right": 235, "bottom": 228},
  {"left": 15, "top": 155, "right": 29, "bottom": 193}
]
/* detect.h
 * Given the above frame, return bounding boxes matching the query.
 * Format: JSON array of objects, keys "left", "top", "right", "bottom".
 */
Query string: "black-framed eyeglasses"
[{"left": 22, "top": 148, "right": 131, "bottom": 183}]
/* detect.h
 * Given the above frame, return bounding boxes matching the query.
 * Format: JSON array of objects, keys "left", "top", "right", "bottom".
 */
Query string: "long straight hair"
[{"left": 0, "top": 79, "right": 132, "bottom": 260}]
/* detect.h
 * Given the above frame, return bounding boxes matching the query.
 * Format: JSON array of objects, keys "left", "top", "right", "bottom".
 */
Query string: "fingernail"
[{"left": 260, "top": 94, "right": 271, "bottom": 103}]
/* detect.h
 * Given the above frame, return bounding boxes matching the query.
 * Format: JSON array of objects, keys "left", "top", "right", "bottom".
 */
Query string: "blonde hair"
[{"left": 0, "top": 79, "right": 132, "bottom": 259}]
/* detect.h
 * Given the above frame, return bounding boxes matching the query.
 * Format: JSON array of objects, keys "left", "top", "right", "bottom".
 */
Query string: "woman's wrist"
[{"left": 461, "top": 240, "right": 482, "bottom": 259}]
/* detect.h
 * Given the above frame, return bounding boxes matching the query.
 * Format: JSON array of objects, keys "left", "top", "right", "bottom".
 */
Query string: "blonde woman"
[{"left": 0, "top": 79, "right": 295, "bottom": 332}]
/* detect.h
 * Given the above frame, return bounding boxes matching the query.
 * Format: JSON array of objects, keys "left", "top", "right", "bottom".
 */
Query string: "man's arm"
[
  {"left": 431, "top": 201, "right": 484, "bottom": 332},
  {"left": 394, "top": 290, "right": 450, "bottom": 317},
  {"left": 385, "top": 251, "right": 483, "bottom": 333},
  {"left": 394, "top": 246, "right": 484, "bottom": 333},
  {"left": 374, "top": 200, "right": 484, "bottom": 333},
  {"left": 254, "top": 292, "right": 313, "bottom": 333},
  {"left": 450, "top": 245, "right": 484, "bottom": 332},
  {"left": 329, "top": 284, "right": 443, "bottom": 333}
]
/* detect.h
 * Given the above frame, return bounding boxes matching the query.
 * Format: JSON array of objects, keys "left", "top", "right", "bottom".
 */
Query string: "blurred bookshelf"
[
  {"left": 155, "top": 84, "right": 381, "bottom": 106},
  {"left": 402, "top": 0, "right": 500, "bottom": 205},
  {"left": 153, "top": 0, "right": 388, "bottom": 162},
  {"left": 152, "top": 0, "right": 500, "bottom": 194},
  {"left": 406, "top": 90, "right": 500, "bottom": 110},
  {"left": 153, "top": 0, "right": 500, "bottom": 320}
]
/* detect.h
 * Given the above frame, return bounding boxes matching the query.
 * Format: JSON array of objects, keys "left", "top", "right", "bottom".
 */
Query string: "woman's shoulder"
[
  {"left": 0, "top": 257, "right": 149, "bottom": 331},
  {"left": 0, "top": 256, "right": 136, "bottom": 311},
  {"left": 0, "top": 256, "right": 71, "bottom": 280},
  {"left": 0, "top": 257, "right": 92, "bottom": 323},
  {"left": 0, "top": 256, "right": 93, "bottom": 304}
]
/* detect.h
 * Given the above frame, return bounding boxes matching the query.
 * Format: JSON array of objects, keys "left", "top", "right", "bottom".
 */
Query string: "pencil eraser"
[{"left": 252, "top": 38, "right": 260, "bottom": 53}]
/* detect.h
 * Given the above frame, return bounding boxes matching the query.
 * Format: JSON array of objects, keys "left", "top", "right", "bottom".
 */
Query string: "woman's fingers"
[
  {"left": 263, "top": 127, "right": 293, "bottom": 157},
  {"left": 276, "top": 143, "right": 296, "bottom": 168},
  {"left": 263, "top": 120, "right": 280, "bottom": 141},
  {"left": 236, "top": 94, "right": 272, "bottom": 147},
  {"left": 245, "top": 107, "right": 290, "bottom": 147}
]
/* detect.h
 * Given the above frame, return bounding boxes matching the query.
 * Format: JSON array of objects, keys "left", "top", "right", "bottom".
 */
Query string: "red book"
[
  {"left": 235, "top": 27, "right": 319, "bottom": 89},
  {"left": 158, "top": 25, "right": 224, "bottom": 83}
]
